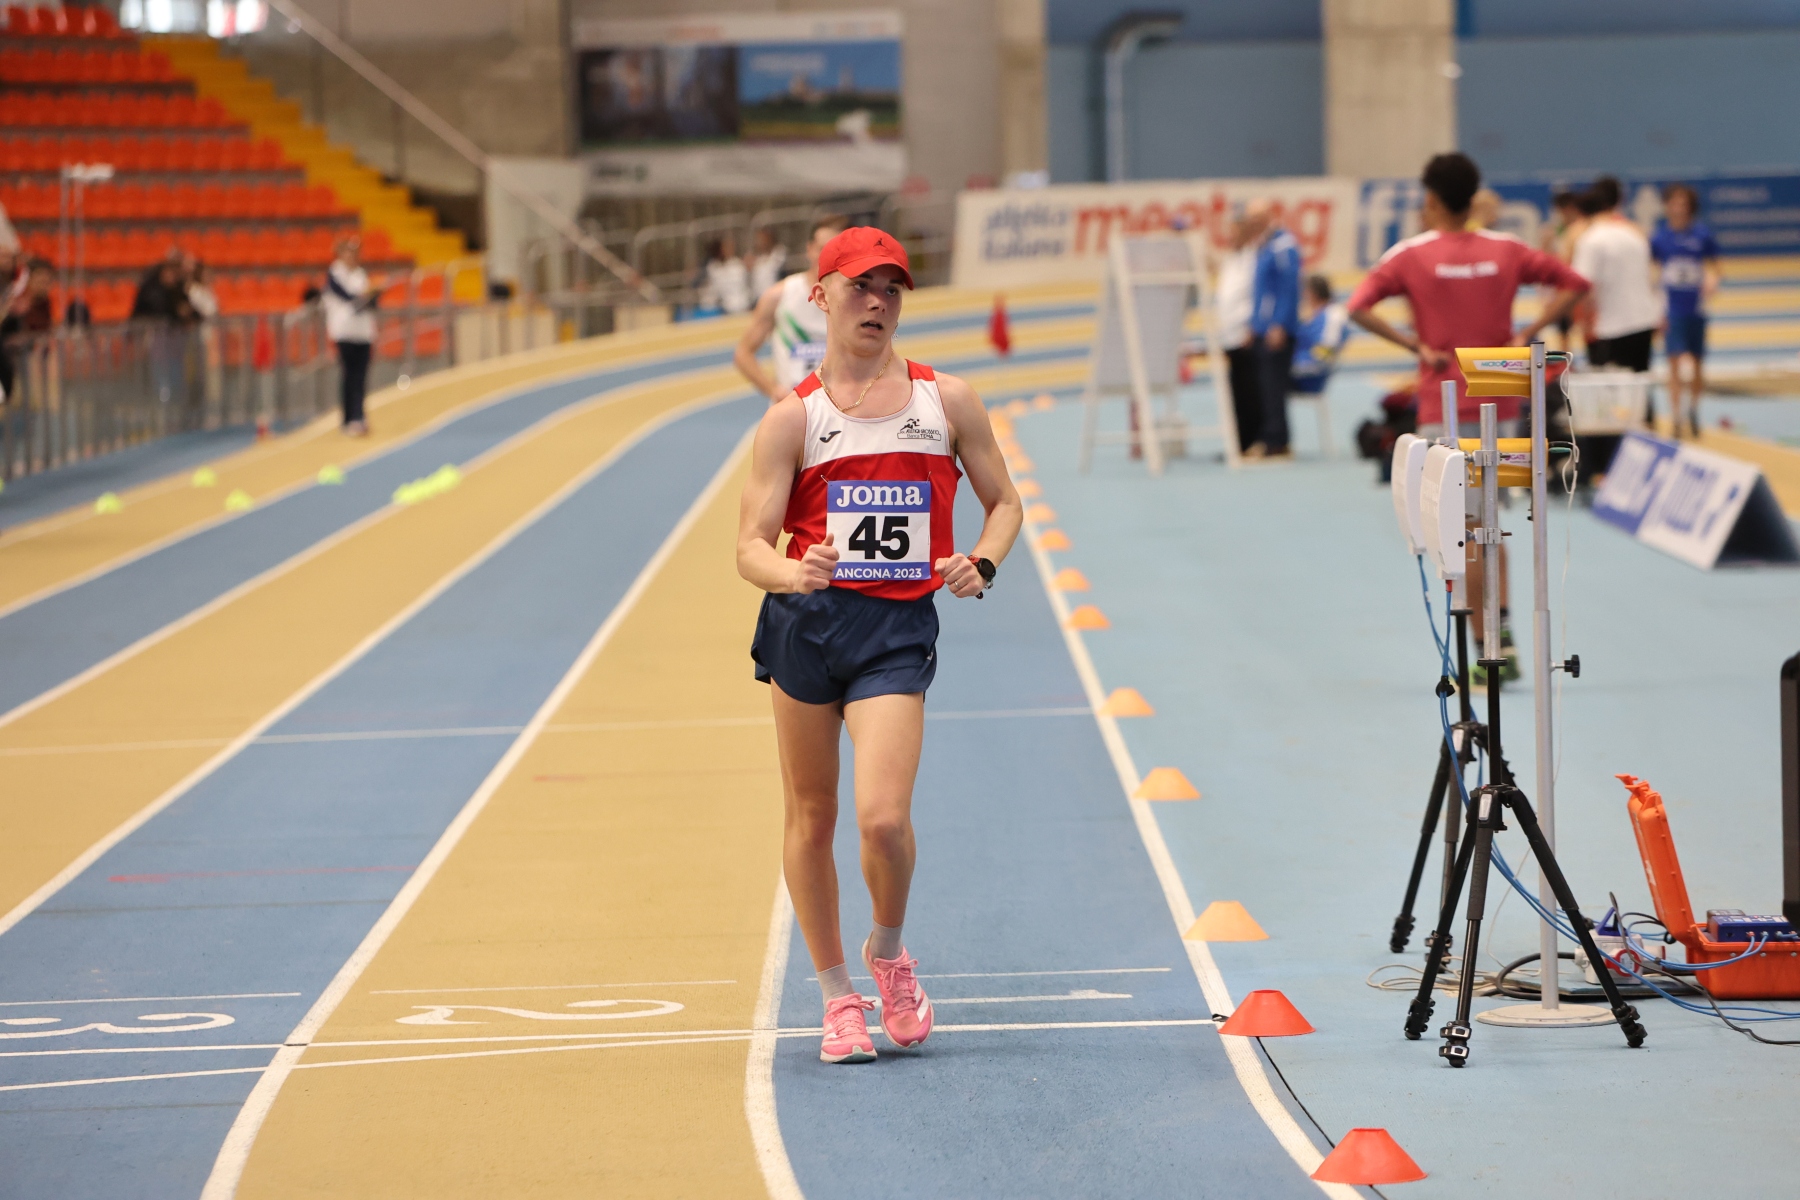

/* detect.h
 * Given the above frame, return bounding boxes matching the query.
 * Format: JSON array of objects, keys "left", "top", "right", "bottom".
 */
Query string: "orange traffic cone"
[
  {"left": 1133, "top": 767, "right": 1197, "bottom": 798},
  {"left": 251, "top": 314, "right": 275, "bottom": 372},
  {"left": 1032, "top": 392, "right": 1056, "bottom": 411},
  {"left": 1065, "top": 605, "right": 1109, "bottom": 630},
  {"left": 1052, "top": 568, "right": 1090, "bottom": 591},
  {"left": 1015, "top": 479, "right": 1043, "bottom": 498},
  {"left": 1218, "top": 990, "right": 1314, "bottom": 1037},
  {"left": 1183, "top": 900, "right": 1267, "bottom": 940},
  {"left": 1025, "top": 503, "right": 1057, "bottom": 523},
  {"left": 1311, "top": 1129, "right": 1426, "bottom": 1185},
  {"left": 1099, "top": 687, "right": 1154, "bottom": 716},
  {"left": 1037, "top": 529, "right": 1071, "bottom": 550}
]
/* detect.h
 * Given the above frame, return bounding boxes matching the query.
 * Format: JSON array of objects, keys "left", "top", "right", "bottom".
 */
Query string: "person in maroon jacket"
[{"left": 1349, "top": 153, "right": 1589, "bottom": 684}]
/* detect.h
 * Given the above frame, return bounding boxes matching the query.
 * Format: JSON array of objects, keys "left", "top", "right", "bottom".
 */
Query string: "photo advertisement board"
[{"left": 572, "top": 13, "right": 905, "bottom": 195}]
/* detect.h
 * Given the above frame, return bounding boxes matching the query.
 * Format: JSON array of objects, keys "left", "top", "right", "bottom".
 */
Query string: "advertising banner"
[
  {"left": 950, "top": 178, "right": 1360, "bottom": 290},
  {"left": 1593, "top": 432, "right": 1798, "bottom": 568},
  {"left": 573, "top": 13, "right": 905, "bottom": 195}
]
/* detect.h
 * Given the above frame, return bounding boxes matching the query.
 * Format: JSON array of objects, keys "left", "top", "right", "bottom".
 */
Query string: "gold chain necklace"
[{"left": 825, "top": 349, "right": 893, "bottom": 413}]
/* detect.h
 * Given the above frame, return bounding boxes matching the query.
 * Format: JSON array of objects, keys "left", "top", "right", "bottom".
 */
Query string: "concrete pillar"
[
  {"left": 996, "top": 0, "right": 1047, "bottom": 182},
  {"left": 1323, "top": 0, "right": 1456, "bottom": 179}
]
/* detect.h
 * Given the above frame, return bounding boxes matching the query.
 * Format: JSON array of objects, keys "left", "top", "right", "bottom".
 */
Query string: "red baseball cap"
[{"left": 816, "top": 226, "right": 914, "bottom": 290}]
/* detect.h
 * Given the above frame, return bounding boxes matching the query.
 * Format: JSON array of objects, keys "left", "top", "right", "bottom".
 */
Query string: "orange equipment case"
[{"left": 1617, "top": 774, "right": 1800, "bottom": 1000}]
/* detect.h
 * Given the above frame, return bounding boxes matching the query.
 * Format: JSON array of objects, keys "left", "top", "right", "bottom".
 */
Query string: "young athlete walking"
[
  {"left": 736, "top": 227, "right": 1022, "bottom": 1063},
  {"left": 734, "top": 215, "right": 849, "bottom": 401}
]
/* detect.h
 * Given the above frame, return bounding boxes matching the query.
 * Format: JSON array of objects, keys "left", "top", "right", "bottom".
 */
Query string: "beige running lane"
[
  {"left": 0, "top": 370, "right": 747, "bottom": 925},
  {"left": 237, "top": 452, "right": 784, "bottom": 1199}
]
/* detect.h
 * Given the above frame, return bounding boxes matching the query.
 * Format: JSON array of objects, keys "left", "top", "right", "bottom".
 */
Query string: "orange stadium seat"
[
  {"left": 168, "top": 181, "right": 199, "bottom": 218},
  {"left": 249, "top": 138, "right": 285, "bottom": 170},
  {"left": 199, "top": 228, "right": 231, "bottom": 263},
  {"left": 143, "top": 181, "right": 172, "bottom": 219},
  {"left": 166, "top": 137, "right": 198, "bottom": 170}
]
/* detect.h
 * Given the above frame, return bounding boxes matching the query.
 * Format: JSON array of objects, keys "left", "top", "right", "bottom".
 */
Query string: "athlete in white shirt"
[
  {"left": 733, "top": 216, "right": 847, "bottom": 400},
  {"left": 1571, "top": 177, "right": 1661, "bottom": 374}
]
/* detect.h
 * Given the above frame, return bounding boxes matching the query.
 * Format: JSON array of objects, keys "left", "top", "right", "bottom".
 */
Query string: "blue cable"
[{"left": 1414, "top": 563, "right": 1800, "bottom": 1024}]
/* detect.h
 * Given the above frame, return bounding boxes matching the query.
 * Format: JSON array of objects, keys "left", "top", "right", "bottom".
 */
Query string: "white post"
[{"left": 1529, "top": 340, "right": 1559, "bottom": 1010}]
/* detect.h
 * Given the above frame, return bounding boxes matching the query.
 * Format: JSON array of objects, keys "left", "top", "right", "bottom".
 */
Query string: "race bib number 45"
[{"left": 825, "top": 480, "right": 932, "bottom": 583}]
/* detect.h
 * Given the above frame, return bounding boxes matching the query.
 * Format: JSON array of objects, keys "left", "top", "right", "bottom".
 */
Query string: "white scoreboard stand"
[{"left": 1077, "top": 233, "right": 1239, "bottom": 476}]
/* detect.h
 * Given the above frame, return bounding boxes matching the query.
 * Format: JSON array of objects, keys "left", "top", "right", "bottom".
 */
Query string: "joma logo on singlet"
[
  {"left": 897, "top": 418, "right": 942, "bottom": 441},
  {"left": 833, "top": 484, "right": 926, "bottom": 507}
]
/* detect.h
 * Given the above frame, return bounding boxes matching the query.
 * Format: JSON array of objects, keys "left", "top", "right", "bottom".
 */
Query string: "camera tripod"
[
  {"left": 1401, "top": 402, "right": 1647, "bottom": 1065},
  {"left": 1388, "top": 594, "right": 1510, "bottom": 962}
]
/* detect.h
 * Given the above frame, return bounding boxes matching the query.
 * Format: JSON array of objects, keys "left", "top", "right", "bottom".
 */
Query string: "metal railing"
[{"left": 0, "top": 288, "right": 565, "bottom": 483}]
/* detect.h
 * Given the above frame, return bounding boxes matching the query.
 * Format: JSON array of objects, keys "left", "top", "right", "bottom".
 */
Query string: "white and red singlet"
[{"left": 782, "top": 361, "right": 961, "bottom": 601}]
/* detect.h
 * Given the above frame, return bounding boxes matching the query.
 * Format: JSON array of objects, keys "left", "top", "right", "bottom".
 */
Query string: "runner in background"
[
  {"left": 1651, "top": 183, "right": 1721, "bottom": 438},
  {"left": 734, "top": 216, "right": 851, "bottom": 401},
  {"left": 1347, "top": 153, "right": 1590, "bottom": 684},
  {"left": 1540, "top": 190, "right": 1587, "bottom": 353},
  {"left": 736, "top": 227, "right": 1022, "bottom": 1064},
  {"left": 1573, "top": 177, "right": 1662, "bottom": 380}
]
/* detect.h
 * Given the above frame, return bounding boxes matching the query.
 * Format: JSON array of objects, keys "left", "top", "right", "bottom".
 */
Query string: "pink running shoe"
[
  {"left": 862, "top": 939, "right": 934, "bottom": 1049},
  {"left": 820, "top": 994, "right": 877, "bottom": 1064}
]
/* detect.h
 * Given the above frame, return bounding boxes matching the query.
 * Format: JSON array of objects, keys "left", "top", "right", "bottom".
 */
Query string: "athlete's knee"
[
  {"left": 785, "top": 791, "right": 838, "bottom": 848},
  {"left": 859, "top": 810, "right": 913, "bottom": 857}
]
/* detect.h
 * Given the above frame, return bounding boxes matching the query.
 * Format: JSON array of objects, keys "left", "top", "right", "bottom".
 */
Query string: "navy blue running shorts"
[
  {"left": 1665, "top": 313, "right": 1707, "bottom": 359},
  {"left": 751, "top": 587, "right": 938, "bottom": 705}
]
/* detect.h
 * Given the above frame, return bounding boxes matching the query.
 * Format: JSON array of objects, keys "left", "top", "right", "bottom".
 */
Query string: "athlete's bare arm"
[
  {"left": 733, "top": 282, "right": 784, "bottom": 400},
  {"left": 1348, "top": 302, "right": 1449, "bottom": 371},
  {"left": 935, "top": 372, "right": 1022, "bottom": 599},
  {"left": 737, "top": 394, "right": 838, "bottom": 593},
  {"left": 1515, "top": 285, "right": 1585, "bottom": 345}
]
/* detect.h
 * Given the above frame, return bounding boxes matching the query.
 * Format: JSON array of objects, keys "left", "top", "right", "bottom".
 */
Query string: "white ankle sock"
[
  {"left": 867, "top": 921, "right": 903, "bottom": 962},
  {"left": 817, "top": 963, "right": 854, "bottom": 1003}
]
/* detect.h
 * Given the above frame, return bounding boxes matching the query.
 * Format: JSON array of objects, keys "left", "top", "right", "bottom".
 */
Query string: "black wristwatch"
[{"left": 970, "top": 556, "right": 997, "bottom": 588}]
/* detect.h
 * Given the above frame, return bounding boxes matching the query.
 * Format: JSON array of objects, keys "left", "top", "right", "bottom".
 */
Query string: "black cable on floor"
[{"left": 1254, "top": 1036, "right": 1390, "bottom": 1200}]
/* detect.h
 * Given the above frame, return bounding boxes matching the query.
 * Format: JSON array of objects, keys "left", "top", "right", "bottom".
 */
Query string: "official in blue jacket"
[{"left": 1247, "top": 200, "right": 1302, "bottom": 459}]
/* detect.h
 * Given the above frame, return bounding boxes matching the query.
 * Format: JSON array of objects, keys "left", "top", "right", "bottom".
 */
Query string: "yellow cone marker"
[
  {"left": 998, "top": 438, "right": 1023, "bottom": 458},
  {"left": 1016, "top": 479, "right": 1043, "bottom": 499},
  {"left": 1008, "top": 453, "right": 1036, "bottom": 473},
  {"left": 1033, "top": 392, "right": 1056, "bottom": 411},
  {"left": 1065, "top": 604, "right": 1109, "bottom": 630},
  {"left": 1038, "top": 528, "right": 1071, "bottom": 550},
  {"left": 1134, "top": 768, "right": 1198, "bottom": 801},
  {"left": 1184, "top": 900, "right": 1268, "bottom": 941},
  {"left": 1005, "top": 399, "right": 1029, "bottom": 417},
  {"left": 1025, "top": 503, "right": 1057, "bottom": 523},
  {"left": 989, "top": 411, "right": 1015, "bottom": 437},
  {"left": 191, "top": 466, "right": 218, "bottom": 488},
  {"left": 317, "top": 463, "right": 346, "bottom": 485},
  {"left": 224, "top": 488, "right": 254, "bottom": 512},
  {"left": 1101, "top": 687, "right": 1155, "bottom": 717},
  {"left": 94, "top": 492, "right": 123, "bottom": 514},
  {"left": 1052, "top": 567, "right": 1090, "bottom": 591}
]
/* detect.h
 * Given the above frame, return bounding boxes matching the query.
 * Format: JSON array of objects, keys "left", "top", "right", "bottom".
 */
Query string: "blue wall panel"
[
  {"left": 1048, "top": 41, "right": 1322, "bottom": 183},
  {"left": 1459, "top": 32, "right": 1800, "bottom": 177},
  {"left": 1046, "top": 0, "right": 1319, "bottom": 47}
]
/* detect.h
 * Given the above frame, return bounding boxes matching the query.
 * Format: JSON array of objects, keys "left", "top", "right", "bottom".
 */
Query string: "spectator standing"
[
  {"left": 0, "top": 258, "right": 54, "bottom": 404},
  {"left": 1651, "top": 183, "right": 1720, "bottom": 438},
  {"left": 1347, "top": 153, "right": 1589, "bottom": 682},
  {"left": 185, "top": 258, "right": 222, "bottom": 410},
  {"left": 1540, "top": 190, "right": 1586, "bottom": 352},
  {"left": 1246, "top": 199, "right": 1301, "bottom": 459},
  {"left": 1572, "top": 176, "right": 1661, "bottom": 375},
  {"left": 323, "top": 237, "right": 379, "bottom": 436},
  {"left": 747, "top": 226, "right": 788, "bottom": 295},
  {"left": 698, "top": 233, "right": 752, "bottom": 316},
  {"left": 1213, "top": 211, "right": 1260, "bottom": 453},
  {"left": 1468, "top": 188, "right": 1503, "bottom": 231},
  {"left": 732, "top": 215, "right": 848, "bottom": 400},
  {"left": 132, "top": 257, "right": 196, "bottom": 408}
]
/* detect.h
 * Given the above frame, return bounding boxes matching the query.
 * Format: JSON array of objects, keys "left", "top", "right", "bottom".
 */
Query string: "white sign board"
[
  {"left": 1593, "top": 432, "right": 1798, "bottom": 568},
  {"left": 951, "top": 177, "right": 1360, "bottom": 290}
]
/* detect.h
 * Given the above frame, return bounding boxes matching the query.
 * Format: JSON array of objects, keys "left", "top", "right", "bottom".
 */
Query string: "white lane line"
[
  {"left": 851, "top": 967, "right": 1172, "bottom": 982},
  {"left": 0, "top": 362, "right": 745, "bottom": 736},
  {"left": 0, "top": 385, "right": 746, "bottom": 948},
  {"left": 0, "top": 342, "right": 734, "bottom": 618},
  {"left": 925, "top": 990, "right": 1131, "bottom": 1005},
  {"left": 0, "top": 992, "right": 300, "bottom": 1007},
  {"left": 369, "top": 980, "right": 735, "bottom": 995},
  {"left": 0, "top": 707, "right": 1090, "bottom": 758},
  {"left": 0, "top": 1044, "right": 285, "bottom": 1058},
  {"left": 1020, "top": 516, "right": 1356, "bottom": 1200},
  {"left": 746, "top": 877, "right": 802, "bottom": 1200},
  {"left": 0, "top": 1017, "right": 1228, "bottom": 1093},
  {"left": 200, "top": 421, "right": 756, "bottom": 1200}
]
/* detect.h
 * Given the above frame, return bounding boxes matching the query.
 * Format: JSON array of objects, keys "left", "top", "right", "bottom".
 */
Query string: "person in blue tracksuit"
[
  {"left": 1247, "top": 199, "right": 1302, "bottom": 459},
  {"left": 1291, "top": 275, "right": 1349, "bottom": 396}
]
